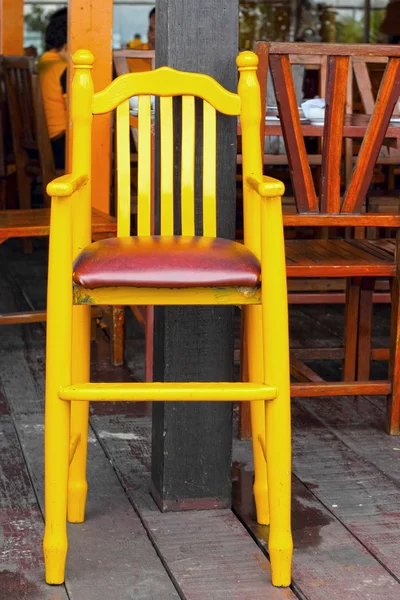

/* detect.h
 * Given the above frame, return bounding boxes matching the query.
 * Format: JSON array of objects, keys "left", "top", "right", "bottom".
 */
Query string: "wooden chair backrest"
[
  {"left": 2, "top": 56, "right": 57, "bottom": 205},
  {"left": 101, "top": 72, "right": 238, "bottom": 239},
  {"left": 350, "top": 56, "right": 400, "bottom": 117},
  {"left": 113, "top": 49, "right": 155, "bottom": 77},
  {"left": 70, "top": 50, "right": 261, "bottom": 252},
  {"left": 257, "top": 44, "right": 327, "bottom": 128},
  {"left": 256, "top": 42, "right": 400, "bottom": 225}
]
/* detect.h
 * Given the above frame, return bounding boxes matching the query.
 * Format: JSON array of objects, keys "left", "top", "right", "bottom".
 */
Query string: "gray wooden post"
[{"left": 151, "top": 0, "right": 239, "bottom": 511}]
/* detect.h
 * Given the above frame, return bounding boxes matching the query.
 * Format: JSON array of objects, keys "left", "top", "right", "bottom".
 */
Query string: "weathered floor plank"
[
  {"left": 291, "top": 398, "right": 400, "bottom": 581},
  {"left": 232, "top": 451, "right": 400, "bottom": 600},
  {"left": 90, "top": 411, "right": 296, "bottom": 599},
  {"left": 0, "top": 404, "right": 69, "bottom": 599},
  {"left": 15, "top": 413, "right": 180, "bottom": 600},
  {"left": 90, "top": 409, "right": 400, "bottom": 600}
]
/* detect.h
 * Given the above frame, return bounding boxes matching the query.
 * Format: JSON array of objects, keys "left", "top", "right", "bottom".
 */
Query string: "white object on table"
[{"left": 301, "top": 98, "right": 326, "bottom": 125}]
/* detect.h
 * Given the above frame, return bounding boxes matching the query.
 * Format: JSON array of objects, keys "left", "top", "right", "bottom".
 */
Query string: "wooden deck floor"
[{"left": 1, "top": 239, "right": 400, "bottom": 599}]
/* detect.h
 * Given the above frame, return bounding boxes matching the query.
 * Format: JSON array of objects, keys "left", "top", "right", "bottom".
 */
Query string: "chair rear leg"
[
  {"left": 239, "top": 308, "right": 252, "bottom": 441},
  {"left": 17, "top": 173, "right": 34, "bottom": 253},
  {"left": 343, "top": 277, "right": 361, "bottom": 382},
  {"left": 67, "top": 305, "right": 91, "bottom": 523},
  {"left": 111, "top": 305, "right": 125, "bottom": 366},
  {"left": 387, "top": 276, "right": 400, "bottom": 434},
  {"left": 0, "top": 179, "right": 6, "bottom": 210},
  {"left": 356, "top": 277, "right": 375, "bottom": 384},
  {"left": 245, "top": 304, "right": 269, "bottom": 525},
  {"left": 145, "top": 306, "right": 154, "bottom": 382}
]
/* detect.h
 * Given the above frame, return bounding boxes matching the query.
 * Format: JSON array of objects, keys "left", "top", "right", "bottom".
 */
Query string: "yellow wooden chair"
[{"left": 43, "top": 49, "right": 292, "bottom": 588}]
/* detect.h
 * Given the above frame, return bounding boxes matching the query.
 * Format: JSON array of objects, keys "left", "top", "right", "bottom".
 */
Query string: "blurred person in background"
[
  {"left": 381, "top": 0, "right": 400, "bottom": 43},
  {"left": 127, "top": 7, "right": 155, "bottom": 73},
  {"left": 37, "top": 8, "right": 68, "bottom": 169}
]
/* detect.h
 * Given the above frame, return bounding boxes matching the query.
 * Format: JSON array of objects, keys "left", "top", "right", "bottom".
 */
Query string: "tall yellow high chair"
[{"left": 43, "top": 49, "right": 292, "bottom": 588}]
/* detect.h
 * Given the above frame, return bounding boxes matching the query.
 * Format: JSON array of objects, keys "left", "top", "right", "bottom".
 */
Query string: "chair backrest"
[
  {"left": 256, "top": 42, "right": 400, "bottom": 227},
  {"left": 69, "top": 49, "right": 262, "bottom": 255},
  {"left": 113, "top": 50, "right": 155, "bottom": 77},
  {"left": 2, "top": 56, "right": 57, "bottom": 206}
]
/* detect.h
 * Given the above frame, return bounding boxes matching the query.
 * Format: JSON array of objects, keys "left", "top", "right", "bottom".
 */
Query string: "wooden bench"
[{"left": 0, "top": 207, "right": 117, "bottom": 325}]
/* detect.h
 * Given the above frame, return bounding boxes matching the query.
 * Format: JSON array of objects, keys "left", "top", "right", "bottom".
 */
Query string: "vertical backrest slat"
[
  {"left": 137, "top": 95, "right": 152, "bottom": 235},
  {"left": 345, "top": 61, "right": 354, "bottom": 186},
  {"left": 202, "top": 101, "right": 217, "bottom": 237},
  {"left": 353, "top": 60, "right": 375, "bottom": 114},
  {"left": 181, "top": 95, "right": 195, "bottom": 236},
  {"left": 116, "top": 100, "right": 131, "bottom": 237},
  {"left": 342, "top": 58, "right": 400, "bottom": 214},
  {"left": 269, "top": 54, "right": 319, "bottom": 213},
  {"left": 320, "top": 56, "right": 349, "bottom": 213},
  {"left": 320, "top": 56, "right": 328, "bottom": 97},
  {"left": 160, "top": 96, "right": 174, "bottom": 235}
]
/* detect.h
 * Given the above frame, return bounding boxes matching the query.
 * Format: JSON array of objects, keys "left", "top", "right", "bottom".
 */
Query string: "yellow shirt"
[
  {"left": 37, "top": 51, "right": 67, "bottom": 139},
  {"left": 128, "top": 38, "right": 142, "bottom": 50},
  {"left": 126, "top": 43, "right": 153, "bottom": 74}
]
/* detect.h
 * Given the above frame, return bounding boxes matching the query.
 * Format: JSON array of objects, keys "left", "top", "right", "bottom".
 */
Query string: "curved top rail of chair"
[
  {"left": 267, "top": 42, "right": 400, "bottom": 57},
  {"left": 91, "top": 67, "right": 241, "bottom": 115}
]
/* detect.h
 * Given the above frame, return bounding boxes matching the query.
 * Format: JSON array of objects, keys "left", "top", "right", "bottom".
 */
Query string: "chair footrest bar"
[
  {"left": 58, "top": 382, "right": 278, "bottom": 402},
  {"left": 291, "top": 380, "right": 390, "bottom": 397}
]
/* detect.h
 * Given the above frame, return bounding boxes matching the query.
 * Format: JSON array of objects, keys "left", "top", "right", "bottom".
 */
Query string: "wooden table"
[
  {"left": 239, "top": 113, "right": 400, "bottom": 141},
  {"left": 0, "top": 207, "right": 116, "bottom": 324}
]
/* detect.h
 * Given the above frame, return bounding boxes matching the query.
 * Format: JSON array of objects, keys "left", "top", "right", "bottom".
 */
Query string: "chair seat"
[
  {"left": 285, "top": 239, "right": 395, "bottom": 277},
  {"left": 73, "top": 236, "right": 261, "bottom": 289}
]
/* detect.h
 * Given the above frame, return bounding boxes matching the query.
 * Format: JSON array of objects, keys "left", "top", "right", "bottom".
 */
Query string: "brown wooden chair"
[
  {"left": 113, "top": 49, "right": 155, "bottom": 75},
  {"left": 0, "top": 56, "right": 122, "bottom": 364},
  {"left": 2, "top": 56, "right": 58, "bottom": 210},
  {"left": 0, "top": 60, "right": 16, "bottom": 210},
  {"left": 250, "top": 42, "right": 400, "bottom": 435}
]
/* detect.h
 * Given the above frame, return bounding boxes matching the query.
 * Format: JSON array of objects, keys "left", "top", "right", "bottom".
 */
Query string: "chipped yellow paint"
[{"left": 72, "top": 284, "right": 261, "bottom": 306}]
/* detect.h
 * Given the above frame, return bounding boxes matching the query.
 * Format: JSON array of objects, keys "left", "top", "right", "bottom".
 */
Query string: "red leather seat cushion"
[{"left": 73, "top": 236, "right": 261, "bottom": 289}]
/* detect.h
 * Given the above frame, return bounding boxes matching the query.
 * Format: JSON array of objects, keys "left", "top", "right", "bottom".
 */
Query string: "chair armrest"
[
  {"left": 247, "top": 175, "right": 285, "bottom": 198},
  {"left": 47, "top": 174, "right": 88, "bottom": 198}
]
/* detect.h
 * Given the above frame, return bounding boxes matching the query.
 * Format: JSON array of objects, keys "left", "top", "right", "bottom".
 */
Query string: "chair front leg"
[
  {"left": 387, "top": 276, "right": 400, "bottom": 435},
  {"left": 261, "top": 193, "right": 292, "bottom": 587},
  {"left": 43, "top": 271, "right": 72, "bottom": 584},
  {"left": 43, "top": 194, "right": 73, "bottom": 585}
]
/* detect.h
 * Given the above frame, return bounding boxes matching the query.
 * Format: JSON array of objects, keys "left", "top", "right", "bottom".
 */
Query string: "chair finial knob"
[
  {"left": 72, "top": 50, "right": 95, "bottom": 68},
  {"left": 237, "top": 51, "right": 259, "bottom": 71}
]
